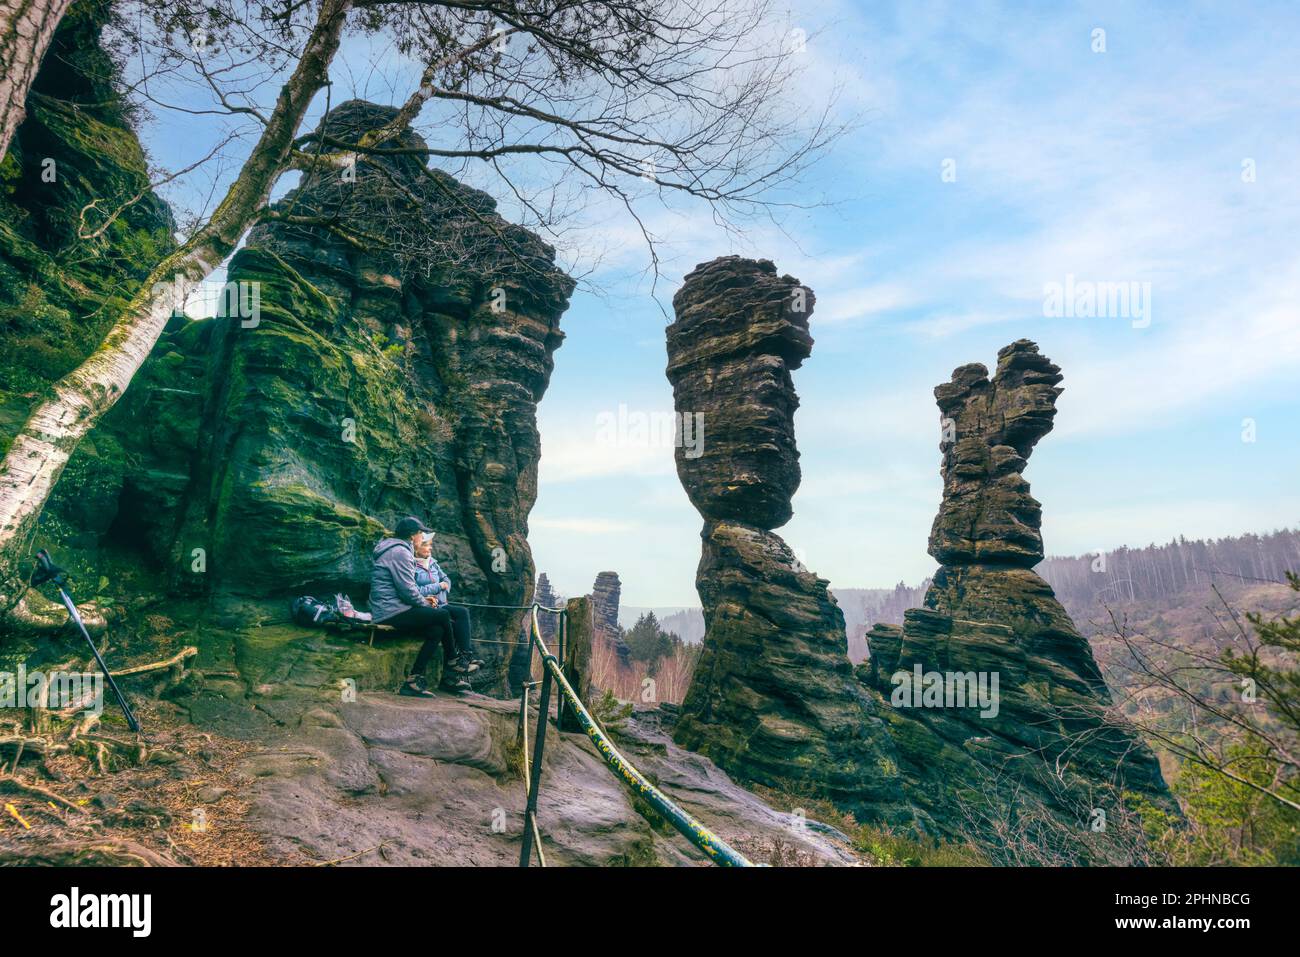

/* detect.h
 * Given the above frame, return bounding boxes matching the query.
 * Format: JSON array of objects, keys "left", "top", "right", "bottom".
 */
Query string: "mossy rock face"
[
  {"left": 104, "top": 101, "right": 573, "bottom": 693},
  {"left": 0, "top": 0, "right": 177, "bottom": 604},
  {"left": 0, "top": 0, "right": 174, "bottom": 406},
  {"left": 3, "top": 57, "right": 569, "bottom": 701}
]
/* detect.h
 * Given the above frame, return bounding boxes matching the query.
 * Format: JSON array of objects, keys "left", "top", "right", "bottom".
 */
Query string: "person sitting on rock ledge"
[
  {"left": 414, "top": 531, "right": 478, "bottom": 662},
  {"left": 370, "top": 516, "right": 480, "bottom": 697}
]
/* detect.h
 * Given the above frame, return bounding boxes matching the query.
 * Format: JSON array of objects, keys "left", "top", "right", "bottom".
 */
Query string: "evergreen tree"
[{"left": 624, "top": 612, "right": 678, "bottom": 673}]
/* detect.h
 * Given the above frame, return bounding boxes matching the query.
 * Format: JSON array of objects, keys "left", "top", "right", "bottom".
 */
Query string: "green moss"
[
  {"left": 0, "top": 0, "right": 175, "bottom": 418},
  {"left": 852, "top": 824, "right": 988, "bottom": 867},
  {"left": 28, "top": 96, "right": 150, "bottom": 180}
]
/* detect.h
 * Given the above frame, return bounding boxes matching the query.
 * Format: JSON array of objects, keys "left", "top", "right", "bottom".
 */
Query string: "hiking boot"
[
  {"left": 446, "top": 655, "right": 480, "bottom": 674},
  {"left": 398, "top": 675, "right": 435, "bottom": 698},
  {"left": 440, "top": 674, "right": 471, "bottom": 694}
]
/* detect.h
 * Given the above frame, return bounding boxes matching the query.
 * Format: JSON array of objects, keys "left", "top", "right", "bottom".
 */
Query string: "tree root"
[
  {"left": 110, "top": 646, "right": 198, "bottom": 678},
  {"left": 66, "top": 731, "right": 146, "bottom": 771},
  {"left": 2, "top": 588, "right": 107, "bottom": 635},
  {"left": 310, "top": 841, "right": 387, "bottom": 866},
  {"left": 52, "top": 645, "right": 200, "bottom": 721},
  {"left": 0, "top": 734, "right": 53, "bottom": 757},
  {"left": 0, "top": 839, "right": 181, "bottom": 866},
  {"left": 0, "top": 774, "right": 87, "bottom": 813}
]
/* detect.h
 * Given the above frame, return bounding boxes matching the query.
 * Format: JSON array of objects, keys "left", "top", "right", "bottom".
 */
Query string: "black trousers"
[{"left": 383, "top": 604, "right": 473, "bottom": 674}]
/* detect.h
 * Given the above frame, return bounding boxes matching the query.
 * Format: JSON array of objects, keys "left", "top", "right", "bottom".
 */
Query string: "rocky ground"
[
  {"left": 0, "top": 698, "right": 272, "bottom": 866},
  {"left": 1, "top": 617, "right": 865, "bottom": 867}
]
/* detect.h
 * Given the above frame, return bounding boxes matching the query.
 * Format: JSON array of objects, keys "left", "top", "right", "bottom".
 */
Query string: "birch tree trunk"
[
  {"left": 0, "top": 0, "right": 74, "bottom": 164},
  {"left": 0, "top": 0, "right": 353, "bottom": 620}
]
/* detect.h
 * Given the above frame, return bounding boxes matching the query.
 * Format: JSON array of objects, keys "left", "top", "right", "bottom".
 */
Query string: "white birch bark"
[
  {"left": 0, "top": 0, "right": 74, "bottom": 164},
  {"left": 0, "top": 0, "right": 354, "bottom": 616}
]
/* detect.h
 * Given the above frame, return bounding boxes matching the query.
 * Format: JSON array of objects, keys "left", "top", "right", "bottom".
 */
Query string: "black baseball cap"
[{"left": 393, "top": 516, "right": 433, "bottom": 539}]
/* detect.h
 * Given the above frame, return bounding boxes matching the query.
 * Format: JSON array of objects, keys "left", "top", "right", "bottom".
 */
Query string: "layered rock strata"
[
  {"left": 591, "top": 570, "right": 630, "bottom": 666},
  {"left": 862, "top": 340, "right": 1172, "bottom": 861},
  {"left": 104, "top": 100, "right": 574, "bottom": 691},
  {"left": 667, "top": 257, "right": 912, "bottom": 822}
]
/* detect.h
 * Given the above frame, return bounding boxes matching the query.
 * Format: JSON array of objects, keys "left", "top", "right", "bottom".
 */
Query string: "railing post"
[
  {"left": 512, "top": 601, "right": 750, "bottom": 867},
  {"left": 515, "top": 683, "right": 530, "bottom": 754},
  {"left": 519, "top": 660, "right": 553, "bottom": 867},
  {"left": 558, "top": 596, "right": 594, "bottom": 733},
  {"left": 556, "top": 609, "right": 566, "bottom": 670}
]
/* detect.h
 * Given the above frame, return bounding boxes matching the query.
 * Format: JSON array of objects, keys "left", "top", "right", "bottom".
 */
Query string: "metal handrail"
[
  {"left": 517, "top": 604, "right": 752, "bottom": 868},
  {"left": 515, "top": 679, "right": 546, "bottom": 867}
]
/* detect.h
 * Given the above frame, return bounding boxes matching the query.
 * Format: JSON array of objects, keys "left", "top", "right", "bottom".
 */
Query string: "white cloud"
[
  {"left": 538, "top": 411, "right": 679, "bottom": 483},
  {"left": 815, "top": 282, "right": 918, "bottom": 323},
  {"left": 1057, "top": 259, "right": 1300, "bottom": 438}
]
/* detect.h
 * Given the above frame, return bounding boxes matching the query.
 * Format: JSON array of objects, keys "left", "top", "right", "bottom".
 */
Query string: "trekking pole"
[{"left": 29, "top": 549, "right": 140, "bottom": 733}]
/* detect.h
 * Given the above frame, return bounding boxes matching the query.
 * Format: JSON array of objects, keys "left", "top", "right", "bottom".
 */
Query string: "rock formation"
[
  {"left": 928, "top": 338, "right": 1061, "bottom": 567},
  {"left": 176, "top": 615, "right": 862, "bottom": 866},
  {"left": 93, "top": 100, "right": 574, "bottom": 691},
  {"left": 861, "top": 340, "right": 1172, "bottom": 862},
  {"left": 666, "top": 257, "right": 912, "bottom": 822},
  {"left": 534, "top": 572, "right": 560, "bottom": 641},
  {"left": 591, "top": 570, "right": 630, "bottom": 667},
  {"left": 591, "top": 570, "right": 622, "bottom": 633}
]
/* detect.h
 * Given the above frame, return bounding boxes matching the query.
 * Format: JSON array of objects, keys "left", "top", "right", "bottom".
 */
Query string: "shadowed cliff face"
[
  {"left": 106, "top": 100, "right": 573, "bottom": 691},
  {"left": 0, "top": 0, "right": 174, "bottom": 408},
  {"left": 667, "top": 257, "right": 914, "bottom": 824},
  {"left": 864, "top": 340, "right": 1173, "bottom": 863},
  {"left": 0, "top": 0, "right": 174, "bottom": 587}
]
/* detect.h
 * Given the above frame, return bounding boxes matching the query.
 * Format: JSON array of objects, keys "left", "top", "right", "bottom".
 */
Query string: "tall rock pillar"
[
  {"left": 591, "top": 570, "right": 630, "bottom": 667},
  {"left": 666, "top": 257, "right": 910, "bottom": 819},
  {"left": 863, "top": 340, "right": 1172, "bottom": 861}
]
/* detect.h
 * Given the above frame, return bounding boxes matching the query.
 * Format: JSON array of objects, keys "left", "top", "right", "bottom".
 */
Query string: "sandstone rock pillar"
[{"left": 666, "top": 257, "right": 910, "bottom": 819}]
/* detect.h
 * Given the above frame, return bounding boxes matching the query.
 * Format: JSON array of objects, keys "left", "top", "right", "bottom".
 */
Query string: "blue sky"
[
  {"left": 529, "top": 0, "right": 1300, "bottom": 606},
  {"left": 137, "top": 1, "right": 1300, "bottom": 607}
]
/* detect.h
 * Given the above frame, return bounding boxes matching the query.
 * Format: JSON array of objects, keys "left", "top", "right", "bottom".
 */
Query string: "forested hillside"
[
  {"left": 851, "top": 529, "right": 1300, "bottom": 652},
  {"left": 1043, "top": 528, "right": 1300, "bottom": 612}
]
